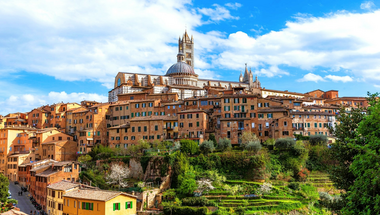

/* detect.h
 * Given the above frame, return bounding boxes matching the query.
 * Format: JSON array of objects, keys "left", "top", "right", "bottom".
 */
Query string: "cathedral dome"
[{"left": 166, "top": 62, "right": 196, "bottom": 76}]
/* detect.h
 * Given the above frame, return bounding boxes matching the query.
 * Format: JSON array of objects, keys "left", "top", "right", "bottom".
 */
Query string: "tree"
[
  {"left": 78, "top": 154, "right": 92, "bottom": 164},
  {"left": 341, "top": 93, "right": 380, "bottom": 214},
  {"left": 177, "top": 170, "right": 197, "bottom": 196},
  {"left": 105, "top": 163, "right": 130, "bottom": 188},
  {"left": 218, "top": 138, "right": 231, "bottom": 152},
  {"left": 223, "top": 184, "right": 242, "bottom": 196},
  {"left": 205, "top": 170, "right": 226, "bottom": 186},
  {"left": 275, "top": 138, "right": 296, "bottom": 150},
  {"left": 209, "top": 133, "right": 217, "bottom": 147},
  {"left": 240, "top": 131, "right": 259, "bottom": 148},
  {"left": 180, "top": 139, "right": 199, "bottom": 155},
  {"left": 199, "top": 140, "right": 215, "bottom": 155},
  {"left": 245, "top": 141, "right": 262, "bottom": 153},
  {"left": 0, "top": 173, "right": 9, "bottom": 203},
  {"left": 196, "top": 178, "right": 215, "bottom": 195},
  {"left": 88, "top": 144, "right": 114, "bottom": 160},
  {"left": 126, "top": 144, "right": 139, "bottom": 156},
  {"left": 309, "top": 134, "right": 328, "bottom": 146},
  {"left": 328, "top": 106, "right": 365, "bottom": 192},
  {"left": 137, "top": 139, "right": 151, "bottom": 152}
]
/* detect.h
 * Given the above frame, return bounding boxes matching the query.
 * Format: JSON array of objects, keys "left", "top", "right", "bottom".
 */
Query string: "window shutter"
[
  {"left": 131, "top": 201, "right": 133, "bottom": 209},
  {"left": 125, "top": 202, "right": 127, "bottom": 209},
  {"left": 113, "top": 203, "right": 115, "bottom": 211}
]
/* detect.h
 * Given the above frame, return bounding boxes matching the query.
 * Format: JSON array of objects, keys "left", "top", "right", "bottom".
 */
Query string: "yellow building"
[
  {"left": 47, "top": 180, "right": 80, "bottom": 215},
  {"left": 63, "top": 189, "right": 137, "bottom": 215}
]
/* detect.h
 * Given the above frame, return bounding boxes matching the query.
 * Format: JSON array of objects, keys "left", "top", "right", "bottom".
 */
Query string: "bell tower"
[{"left": 178, "top": 30, "right": 194, "bottom": 69}]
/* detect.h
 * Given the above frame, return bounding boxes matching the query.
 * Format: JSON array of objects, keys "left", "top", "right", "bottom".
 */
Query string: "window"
[
  {"left": 126, "top": 201, "right": 133, "bottom": 209},
  {"left": 250, "top": 113, "right": 256, "bottom": 118},
  {"left": 138, "top": 127, "right": 141, "bottom": 132},
  {"left": 144, "top": 126, "right": 147, "bottom": 132},
  {"left": 284, "top": 121, "right": 288, "bottom": 126},
  {"left": 267, "top": 113, "right": 272, "bottom": 118},
  {"left": 258, "top": 114, "right": 264, "bottom": 118},
  {"left": 81, "top": 202, "right": 93, "bottom": 210},
  {"left": 265, "top": 122, "right": 269, "bottom": 128},
  {"left": 132, "top": 127, "right": 135, "bottom": 132},
  {"left": 189, "top": 123, "right": 193, "bottom": 127},
  {"left": 224, "top": 98, "right": 230, "bottom": 103},
  {"left": 250, "top": 105, "right": 254, "bottom": 110},
  {"left": 187, "top": 114, "right": 192, "bottom": 119},
  {"left": 135, "top": 104, "right": 139, "bottom": 108},
  {"left": 224, "top": 106, "right": 230, "bottom": 111},
  {"left": 197, "top": 122, "right": 199, "bottom": 127},
  {"left": 258, "top": 103, "right": 262, "bottom": 107},
  {"left": 264, "top": 103, "right": 269, "bottom": 107},
  {"left": 227, "top": 131, "right": 231, "bottom": 138},
  {"left": 234, "top": 98, "right": 239, "bottom": 103},
  {"left": 196, "top": 113, "right": 199, "bottom": 118},
  {"left": 201, "top": 101, "right": 207, "bottom": 106},
  {"left": 155, "top": 125, "right": 158, "bottom": 131},
  {"left": 314, "top": 123, "right": 317, "bottom": 128}
]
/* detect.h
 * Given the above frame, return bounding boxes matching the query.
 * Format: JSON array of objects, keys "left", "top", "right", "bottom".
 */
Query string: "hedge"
[{"left": 163, "top": 206, "right": 208, "bottom": 215}]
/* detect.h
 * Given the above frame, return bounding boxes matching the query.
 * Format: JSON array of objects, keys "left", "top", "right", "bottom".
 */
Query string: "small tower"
[
  {"left": 239, "top": 71, "right": 243, "bottom": 82},
  {"left": 178, "top": 30, "right": 194, "bottom": 69}
]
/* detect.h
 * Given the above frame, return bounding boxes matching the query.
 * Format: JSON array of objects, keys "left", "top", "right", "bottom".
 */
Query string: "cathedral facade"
[{"left": 108, "top": 30, "right": 261, "bottom": 102}]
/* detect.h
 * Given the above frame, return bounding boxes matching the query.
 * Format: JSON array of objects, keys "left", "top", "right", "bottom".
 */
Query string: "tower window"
[{"left": 117, "top": 78, "right": 121, "bottom": 87}]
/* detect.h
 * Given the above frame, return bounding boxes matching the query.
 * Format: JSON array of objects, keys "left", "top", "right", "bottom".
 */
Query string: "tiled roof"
[
  {"left": 36, "top": 168, "right": 58, "bottom": 177},
  {"left": 48, "top": 180, "right": 79, "bottom": 191},
  {"left": 63, "top": 189, "right": 136, "bottom": 201},
  {"left": 54, "top": 161, "right": 77, "bottom": 166},
  {"left": 30, "top": 164, "right": 53, "bottom": 172},
  {"left": 130, "top": 115, "right": 177, "bottom": 122},
  {"left": 179, "top": 109, "right": 205, "bottom": 113},
  {"left": 42, "top": 140, "right": 67, "bottom": 145}
]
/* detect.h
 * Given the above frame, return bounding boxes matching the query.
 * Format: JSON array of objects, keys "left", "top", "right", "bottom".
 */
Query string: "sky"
[{"left": 1, "top": 0, "right": 380, "bottom": 115}]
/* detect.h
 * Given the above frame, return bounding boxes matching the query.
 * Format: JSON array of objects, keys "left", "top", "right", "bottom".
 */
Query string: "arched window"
[{"left": 117, "top": 78, "right": 121, "bottom": 87}]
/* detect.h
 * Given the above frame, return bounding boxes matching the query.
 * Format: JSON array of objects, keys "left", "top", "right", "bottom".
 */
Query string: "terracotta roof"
[
  {"left": 108, "top": 123, "right": 130, "bottom": 130},
  {"left": 179, "top": 109, "right": 206, "bottom": 113},
  {"left": 1, "top": 209, "right": 28, "bottom": 215},
  {"left": 30, "top": 164, "right": 53, "bottom": 172},
  {"left": 130, "top": 115, "right": 177, "bottom": 122},
  {"left": 54, "top": 161, "right": 77, "bottom": 166},
  {"left": 262, "top": 88, "right": 306, "bottom": 96},
  {"left": 129, "top": 99, "right": 157, "bottom": 103},
  {"left": 48, "top": 180, "right": 79, "bottom": 191},
  {"left": 63, "top": 189, "right": 136, "bottom": 201},
  {"left": 36, "top": 168, "right": 58, "bottom": 177},
  {"left": 42, "top": 140, "right": 67, "bottom": 145},
  {"left": 258, "top": 108, "right": 288, "bottom": 113},
  {"left": 291, "top": 111, "right": 334, "bottom": 116}
]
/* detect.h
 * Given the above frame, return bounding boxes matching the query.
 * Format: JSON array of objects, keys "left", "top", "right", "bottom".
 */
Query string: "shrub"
[
  {"left": 212, "top": 208, "right": 229, "bottom": 215},
  {"left": 199, "top": 140, "right": 215, "bottom": 155},
  {"left": 240, "top": 131, "right": 259, "bottom": 148},
  {"left": 245, "top": 141, "right": 262, "bottom": 153},
  {"left": 209, "top": 133, "right": 217, "bottom": 147},
  {"left": 288, "top": 182, "right": 300, "bottom": 190},
  {"left": 180, "top": 139, "right": 199, "bottom": 155},
  {"left": 309, "top": 134, "right": 328, "bottom": 146},
  {"left": 263, "top": 138, "right": 275, "bottom": 150},
  {"left": 296, "top": 167, "right": 310, "bottom": 182},
  {"left": 182, "top": 197, "right": 215, "bottom": 206},
  {"left": 218, "top": 138, "right": 231, "bottom": 152},
  {"left": 163, "top": 206, "right": 208, "bottom": 215},
  {"left": 275, "top": 138, "right": 296, "bottom": 150}
]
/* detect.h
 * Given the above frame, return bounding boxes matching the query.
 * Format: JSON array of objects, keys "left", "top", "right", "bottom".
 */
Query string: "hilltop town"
[{"left": 0, "top": 31, "right": 372, "bottom": 215}]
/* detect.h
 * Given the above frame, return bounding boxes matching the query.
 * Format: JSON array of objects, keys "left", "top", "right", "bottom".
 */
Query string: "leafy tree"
[
  {"left": 223, "top": 184, "right": 242, "bottom": 196},
  {"left": 177, "top": 169, "right": 197, "bottom": 196},
  {"left": 275, "top": 138, "right": 295, "bottom": 150},
  {"left": 218, "top": 138, "right": 231, "bottom": 152},
  {"left": 328, "top": 106, "right": 365, "bottom": 192},
  {"left": 263, "top": 138, "right": 275, "bottom": 150},
  {"left": 196, "top": 178, "right": 215, "bottom": 195},
  {"left": 0, "top": 173, "right": 9, "bottom": 203},
  {"left": 199, "top": 140, "right": 215, "bottom": 155},
  {"left": 240, "top": 131, "right": 259, "bottom": 148},
  {"left": 126, "top": 144, "right": 139, "bottom": 156},
  {"left": 180, "top": 139, "right": 199, "bottom": 155},
  {"left": 309, "top": 134, "right": 328, "bottom": 146},
  {"left": 208, "top": 133, "right": 217, "bottom": 147},
  {"left": 88, "top": 144, "right": 114, "bottom": 160},
  {"left": 205, "top": 170, "right": 226, "bottom": 186},
  {"left": 172, "top": 152, "right": 190, "bottom": 188},
  {"left": 245, "top": 141, "right": 262, "bottom": 153},
  {"left": 137, "top": 139, "right": 151, "bottom": 152},
  {"left": 78, "top": 154, "right": 92, "bottom": 163},
  {"left": 341, "top": 93, "right": 380, "bottom": 214}
]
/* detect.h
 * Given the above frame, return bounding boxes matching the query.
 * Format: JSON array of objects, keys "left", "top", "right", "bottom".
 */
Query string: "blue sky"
[{"left": 1, "top": 0, "right": 380, "bottom": 115}]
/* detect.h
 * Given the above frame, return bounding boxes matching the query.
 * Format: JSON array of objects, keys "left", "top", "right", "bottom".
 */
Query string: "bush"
[
  {"left": 309, "top": 134, "right": 328, "bottom": 146},
  {"left": 182, "top": 197, "right": 215, "bottom": 206},
  {"left": 287, "top": 182, "right": 300, "bottom": 190},
  {"left": 275, "top": 138, "right": 296, "bottom": 150},
  {"left": 218, "top": 138, "right": 231, "bottom": 152},
  {"left": 180, "top": 139, "right": 199, "bottom": 155},
  {"left": 163, "top": 206, "right": 208, "bottom": 215},
  {"left": 212, "top": 208, "right": 230, "bottom": 215},
  {"left": 199, "top": 140, "right": 215, "bottom": 155},
  {"left": 263, "top": 138, "right": 275, "bottom": 150},
  {"left": 209, "top": 133, "right": 217, "bottom": 147},
  {"left": 245, "top": 141, "right": 262, "bottom": 153}
]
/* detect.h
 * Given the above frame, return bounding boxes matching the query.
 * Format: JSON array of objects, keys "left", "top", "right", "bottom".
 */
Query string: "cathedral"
[{"left": 108, "top": 30, "right": 261, "bottom": 102}]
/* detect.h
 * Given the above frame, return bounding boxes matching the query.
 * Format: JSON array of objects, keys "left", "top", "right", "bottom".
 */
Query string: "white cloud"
[
  {"left": 325, "top": 75, "right": 353, "bottom": 82},
  {"left": 213, "top": 10, "right": 380, "bottom": 85},
  {"left": 0, "top": 91, "right": 107, "bottom": 115},
  {"left": 297, "top": 73, "right": 325, "bottom": 82},
  {"left": 198, "top": 4, "right": 239, "bottom": 22},
  {"left": 0, "top": 0, "right": 231, "bottom": 89},
  {"left": 361, "top": 1, "right": 375, "bottom": 10},
  {"left": 374, "top": 84, "right": 380, "bottom": 88},
  {"left": 225, "top": 3, "right": 242, "bottom": 10}
]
